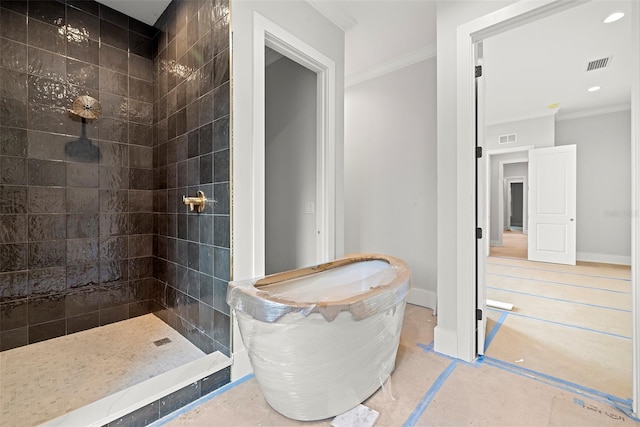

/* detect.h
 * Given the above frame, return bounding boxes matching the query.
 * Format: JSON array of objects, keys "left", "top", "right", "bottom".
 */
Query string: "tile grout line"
[{"left": 487, "top": 286, "right": 632, "bottom": 313}]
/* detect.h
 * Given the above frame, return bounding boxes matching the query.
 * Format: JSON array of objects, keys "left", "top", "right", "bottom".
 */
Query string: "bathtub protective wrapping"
[
  {"left": 227, "top": 255, "right": 411, "bottom": 421},
  {"left": 227, "top": 259, "right": 411, "bottom": 323}
]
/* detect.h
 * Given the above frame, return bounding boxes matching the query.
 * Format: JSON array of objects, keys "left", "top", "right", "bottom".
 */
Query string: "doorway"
[
  {"left": 470, "top": 0, "right": 635, "bottom": 414},
  {"left": 264, "top": 47, "right": 318, "bottom": 274},
  {"left": 508, "top": 181, "right": 523, "bottom": 229}
]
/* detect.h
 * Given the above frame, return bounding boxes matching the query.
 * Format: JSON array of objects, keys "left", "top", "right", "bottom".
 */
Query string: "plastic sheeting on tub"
[
  {"left": 227, "top": 254, "right": 411, "bottom": 323},
  {"left": 226, "top": 254, "right": 411, "bottom": 421}
]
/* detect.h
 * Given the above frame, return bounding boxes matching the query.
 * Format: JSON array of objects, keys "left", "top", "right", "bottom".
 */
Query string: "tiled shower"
[{"left": 0, "top": 0, "right": 231, "bottom": 377}]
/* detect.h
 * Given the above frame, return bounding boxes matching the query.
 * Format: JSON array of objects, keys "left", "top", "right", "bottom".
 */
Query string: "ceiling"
[
  {"left": 483, "top": 0, "right": 632, "bottom": 124},
  {"left": 95, "top": 0, "right": 171, "bottom": 26},
  {"left": 99, "top": 0, "right": 632, "bottom": 124}
]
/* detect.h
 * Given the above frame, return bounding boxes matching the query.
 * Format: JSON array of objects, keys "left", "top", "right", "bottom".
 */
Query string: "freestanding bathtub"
[{"left": 227, "top": 254, "right": 411, "bottom": 421}]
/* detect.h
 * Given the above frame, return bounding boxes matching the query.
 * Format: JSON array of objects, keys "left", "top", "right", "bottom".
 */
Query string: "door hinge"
[
  {"left": 475, "top": 65, "right": 482, "bottom": 78},
  {"left": 476, "top": 308, "right": 483, "bottom": 321},
  {"left": 476, "top": 146, "right": 483, "bottom": 158},
  {"left": 476, "top": 227, "right": 483, "bottom": 239}
]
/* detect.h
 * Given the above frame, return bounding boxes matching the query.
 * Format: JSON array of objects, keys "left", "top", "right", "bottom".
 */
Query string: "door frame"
[
  {"left": 252, "top": 13, "right": 336, "bottom": 276},
  {"left": 230, "top": 11, "right": 337, "bottom": 380},
  {"left": 456, "top": 0, "right": 640, "bottom": 413}
]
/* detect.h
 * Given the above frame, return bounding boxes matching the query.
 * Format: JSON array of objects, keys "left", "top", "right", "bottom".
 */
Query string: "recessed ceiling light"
[
  {"left": 588, "top": 86, "right": 601, "bottom": 92},
  {"left": 603, "top": 12, "right": 625, "bottom": 23},
  {"left": 548, "top": 103, "right": 559, "bottom": 109}
]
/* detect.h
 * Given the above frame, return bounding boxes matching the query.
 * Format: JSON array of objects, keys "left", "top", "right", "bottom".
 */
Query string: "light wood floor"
[
  {"left": 489, "top": 230, "right": 528, "bottom": 259},
  {"left": 162, "top": 303, "right": 636, "bottom": 426}
]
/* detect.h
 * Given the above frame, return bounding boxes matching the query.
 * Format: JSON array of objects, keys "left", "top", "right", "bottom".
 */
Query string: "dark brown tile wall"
[
  {"left": 152, "top": 0, "right": 231, "bottom": 356},
  {"left": 0, "top": 0, "right": 158, "bottom": 351}
]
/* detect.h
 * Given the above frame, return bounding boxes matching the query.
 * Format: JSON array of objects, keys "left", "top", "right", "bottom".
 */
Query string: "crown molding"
[
  {"left": 345, "top": 43, "right": 437, "bottom": 88},
  {"left": 306, "top": 0, "right": 357, "bottom": 31},
  {"left": 555, "top": 103, "right": 631, "bottom": 121}
]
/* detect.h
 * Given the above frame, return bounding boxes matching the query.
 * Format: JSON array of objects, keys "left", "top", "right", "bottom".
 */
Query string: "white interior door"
[{"left": 528, "top": 145, "right": 577, "bottom": 265}]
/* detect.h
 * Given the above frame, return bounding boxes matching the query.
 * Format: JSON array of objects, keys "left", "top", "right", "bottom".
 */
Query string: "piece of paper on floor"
[{"left": 331, "top": 404, "right": 380, "bottom": 427}]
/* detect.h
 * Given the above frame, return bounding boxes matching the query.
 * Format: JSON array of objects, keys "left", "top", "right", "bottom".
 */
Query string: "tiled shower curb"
[{"left": 42, "top": 352, "right": 232, "bottom": 427}]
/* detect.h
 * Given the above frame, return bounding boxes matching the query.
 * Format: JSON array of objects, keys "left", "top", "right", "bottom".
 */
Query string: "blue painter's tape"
[
  {"left": 150, "top": 373, "right": 255, "bottom": 426},
  {"left": 418, "top": 341, "right": 434, "bottom": 352},
  {"left": 484, "top": 311, "right": 508, "bottom": 352},
  {"left": 573, "top": 397, "right": 585, "bottom": 407},
  {"left": 403, "top": 360, "right": 458, "bottom": 427},
  {"left": 486, "top": 259, "right": 631, "bottom": 282},
  {"left": 485, "top": 308, "right": 632, "bottom": 340},
  {"left": 481, "top": 355, "right": 632, "bottom": 408},
  {"left": 487, "top": 272, "right": 631, "bottom": 294},
  {"left": 418, "top": 342, "right": 481, "bottom": 367},
  {"left": 487, "top": 286, "right": 631, "bottom": 313}
]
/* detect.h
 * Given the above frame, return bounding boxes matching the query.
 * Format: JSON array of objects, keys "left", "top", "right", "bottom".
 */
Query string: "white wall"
[
  {"left": 265, "top": 55, "right": 317, "bottom": 274},
  {"left": 344, "top": 58, "right": 437, "bottom": 310},
  {"left": 556, "top": 111, "right": 632, "bottom": 264},
  {"left": 436, "top": 0, "right": 514, "bottom": 358},
  {"left": 485, "top": 115, "right": 555, "bottom": 151}
]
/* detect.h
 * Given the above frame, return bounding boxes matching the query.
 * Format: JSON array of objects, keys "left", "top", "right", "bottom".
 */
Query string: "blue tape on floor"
[
  {"left": 150, "top": 373, "right": 254, "bottom": 426},
  {"left": 419, "top": 341, "right": 434, "bottom": 351},
  {"left": 487, "top": 259, "right": 631, "bottom": 282},
  {"left": 487, "top": 286, "right": 632, "bottom": 313},
  {"left": 481, "top": 355, "right": 632, "bottom": 408},
  {"left": 487, "top": 272, "right": 631, "bottom": 294},
  {"left": 403, "top": 360, "right": 458, "bottom": 427},
  {"left": 486, "top": 307, "right": 632, "bottom": 340},
  {"left": 484, "top": 311, "right": 508, "bottom": 352}
]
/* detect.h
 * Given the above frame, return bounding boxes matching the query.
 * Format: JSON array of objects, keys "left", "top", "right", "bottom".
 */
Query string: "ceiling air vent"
[
  {"left": 586, "top": 56, "right": 612, "bottom": 71},
  {"left": 499, "top": 134, "right": 517, "bottom": 144}
]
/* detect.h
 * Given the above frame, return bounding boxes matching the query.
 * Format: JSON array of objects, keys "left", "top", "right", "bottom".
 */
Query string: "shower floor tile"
[{"left": 0, "top": 314, "right": 205, "bottom": 427}]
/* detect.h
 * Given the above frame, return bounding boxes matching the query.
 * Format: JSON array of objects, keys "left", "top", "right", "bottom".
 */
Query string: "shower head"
[{"left": 70, "top": 95, "right": 102, "bottom": 120}]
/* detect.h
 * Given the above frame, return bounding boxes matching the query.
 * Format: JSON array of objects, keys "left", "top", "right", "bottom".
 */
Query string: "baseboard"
[
  {"left": 490, "top": 240, "right": 502, "bottom": 247},
  {"left": 407, "top": 288, "right": 437, "bottom": 311},
  {"left": 576, "top": 252, "right": 631, "bottom": 266}
]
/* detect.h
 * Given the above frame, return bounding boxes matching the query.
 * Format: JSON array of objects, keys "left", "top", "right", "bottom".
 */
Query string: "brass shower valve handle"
[{"left": 183, "top": 191, "right": 207, "bottom": 213}]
